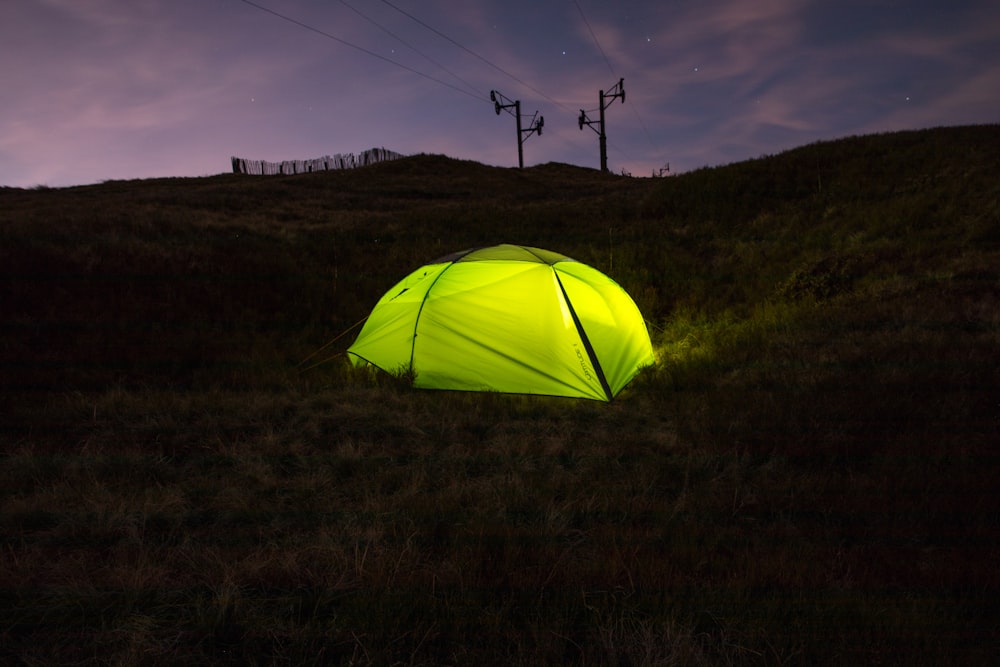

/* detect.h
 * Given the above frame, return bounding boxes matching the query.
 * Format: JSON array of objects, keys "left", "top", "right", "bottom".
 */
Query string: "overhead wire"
[
  {"left": 236, "top": 0, "right": 664, "bottom": 172},
  {"left": 378, "top": 0, "right": 573, "bottom": 112},
  {"left": 573, "top": 0, "right": 663, "bottom": 172},
  {"left": 574, "top": 0, "right": 615, "bottom": 78},
  {"left": 572, "top": 0, "right": 634, "bottom": 164},
  {"left": 338, "top": 0, "right": 483, "bottom": 100},
  {"left": 235, "top": 0, "right": 487, "bottom": 104}
]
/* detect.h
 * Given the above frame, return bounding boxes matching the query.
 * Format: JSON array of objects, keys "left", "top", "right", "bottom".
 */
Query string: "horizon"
[{"left": 4, "top": 124, "right": 997, "bottom": 191}]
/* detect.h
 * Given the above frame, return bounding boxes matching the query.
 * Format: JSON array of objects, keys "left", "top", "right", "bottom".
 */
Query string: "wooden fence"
[{"left": 231, "top": 147, "right": 404, "bottom": 175}]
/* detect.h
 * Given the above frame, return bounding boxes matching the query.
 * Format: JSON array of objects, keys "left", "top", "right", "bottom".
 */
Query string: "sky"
[{"left": 2, "top": 0, "right": 998, "bottom": 188}]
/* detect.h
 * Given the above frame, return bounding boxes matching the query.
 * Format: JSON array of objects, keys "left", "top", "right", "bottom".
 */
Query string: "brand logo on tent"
[{"left": 573, "top": 343, "right": 594, "bottom": 382}]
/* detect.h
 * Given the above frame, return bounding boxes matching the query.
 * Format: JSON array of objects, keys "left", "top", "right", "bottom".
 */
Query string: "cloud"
[{"left": 2, "top": 0, "right": 996, "bottom": 186}]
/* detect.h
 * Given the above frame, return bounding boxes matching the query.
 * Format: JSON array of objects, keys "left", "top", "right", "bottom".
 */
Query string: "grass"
[{"left": 2, "top": 126, "right": 998, "bottom": 664}]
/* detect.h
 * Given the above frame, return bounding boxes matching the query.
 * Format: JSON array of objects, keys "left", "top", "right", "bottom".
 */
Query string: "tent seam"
[
  {"left": 408, "top": 261, "right": 457, "bottom": 375},
  {"left": 552, "top": 269, "right": 614, "bottom": 401}
]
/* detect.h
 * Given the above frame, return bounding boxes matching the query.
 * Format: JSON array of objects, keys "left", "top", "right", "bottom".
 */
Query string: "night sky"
[{"left": 3, "top": 0, "right": 998, "bottom": 187}]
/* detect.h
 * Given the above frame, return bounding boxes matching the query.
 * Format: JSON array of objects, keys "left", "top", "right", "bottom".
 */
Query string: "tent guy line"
[{"left": 297, "top": 315, "right": 370, "bottom": 373}]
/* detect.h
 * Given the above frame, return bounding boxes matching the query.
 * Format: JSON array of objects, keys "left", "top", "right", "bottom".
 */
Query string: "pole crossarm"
[
  {"left": 578, "top": 109, "right": 600, "bottom": 134},
  {"left": 604, "top": 77, "right": 626, "bottom": 108},
  {"left": 520, "top": 110, "right": 544, "bottom": 145},
  {"left": 490, "top": 89, "right": 518, "bottom": 118}
]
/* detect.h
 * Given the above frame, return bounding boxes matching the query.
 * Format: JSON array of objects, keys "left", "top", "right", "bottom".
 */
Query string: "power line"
[
  {"left": 236, "top": 0, "right": 662, "bottom": 172},
  {"left": 573, "top": 0, "right": 634, "bottom": 167},
  {"left": 378, "top": 0, "right": 572, "bottom": 111},
  {"left": 338, "top": 0, "right": 483, "bottom": 99},
  {"left": 574, "top": 0, "right": 615, "bottom": 78},
  {"left": 235, "top": 0, "right": 486, "bottom": 104},
  {"left": 573, "top": 0, "right": 661, "bottom": 168}
]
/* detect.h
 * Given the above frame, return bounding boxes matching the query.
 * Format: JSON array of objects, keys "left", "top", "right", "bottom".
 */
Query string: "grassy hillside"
[{"left": 1, "top": 125, "right": 998, "bottom": 665}]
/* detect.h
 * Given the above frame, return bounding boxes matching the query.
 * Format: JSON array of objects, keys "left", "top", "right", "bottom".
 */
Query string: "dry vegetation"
[{"left": 2, "top": 125, "right": 998, "bottom": 664}]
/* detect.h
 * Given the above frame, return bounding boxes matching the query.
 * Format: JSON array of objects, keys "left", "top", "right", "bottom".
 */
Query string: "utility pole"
[
  {"left": 490, "top": 90, "right": 544, "bottom": 169},
  {"left": 578, "top": 77, "right": 625, "bottom": 173}
]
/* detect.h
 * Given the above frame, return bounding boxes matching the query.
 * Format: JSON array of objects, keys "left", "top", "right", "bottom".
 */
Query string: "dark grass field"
[{"left": 2, "top": 125, "right": 998, "bottom": 665}]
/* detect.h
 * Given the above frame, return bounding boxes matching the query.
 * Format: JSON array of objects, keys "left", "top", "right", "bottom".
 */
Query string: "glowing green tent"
[{"left": 347, "top": 244, "right": 655, "bottom": 401}]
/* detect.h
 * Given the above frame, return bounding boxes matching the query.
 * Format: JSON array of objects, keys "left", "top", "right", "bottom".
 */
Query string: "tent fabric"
[{"left": 346, "top": 244, "right": 655, "bottom": 401}]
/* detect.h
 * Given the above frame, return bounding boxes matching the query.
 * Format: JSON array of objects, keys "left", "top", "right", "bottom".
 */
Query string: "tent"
[{"left": 346, "top": 244, "right": 655, "bottom": 401}]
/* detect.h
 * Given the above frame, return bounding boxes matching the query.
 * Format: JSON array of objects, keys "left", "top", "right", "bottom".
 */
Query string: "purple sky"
[{"left": 2, "top": 0, "right": 998, "bottom": 187}]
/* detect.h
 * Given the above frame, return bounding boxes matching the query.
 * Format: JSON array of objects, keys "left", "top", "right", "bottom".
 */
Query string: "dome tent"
[{"left": 347, "top": 244, "right": 655, "bottom": 401}]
